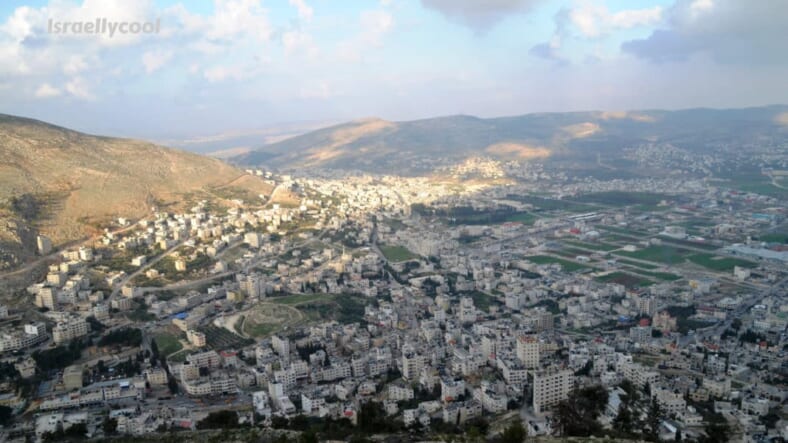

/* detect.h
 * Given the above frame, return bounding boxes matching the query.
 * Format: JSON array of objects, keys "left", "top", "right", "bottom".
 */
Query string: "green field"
[
  {"left": 596, "top": 225, "right": 651, "bottom": 237},
  {"left": 525, "top": 255, "right": 592, "bottom": 272},
  {"left": 154, "top": 333, "right": 183, "bottom": 356},
  {"left": 687, "top": 253, "right": 757, "bottom": 271},
  {"left": 615, "top": 245, "right": 691, "bottom": 265},
  {"left": 629, "top": 269, "right": 682, "bottom": 281},
  {"left": 197, "top": 324, "right": 254, "bottom": 349},
  {"left": 658, "top": 236, "right": 719, "bottom": 251},
  {"left": 759, "top": 229, "right": 788, "bottom": 244},
  {"left": 615, "top": 258, "right": 659, "bottom": 269},
  {"left": 505, "top": 194, "right": 599, "bottom": 213},
  {"left": 574, "top": 191, "right": 670, "bottom": 207},
  {"left": 501, "top": 212, "right": 537, "bottom": 224},
  {"left": 270, "top": 293, "right": 331, "bottom": 306},
  {"left": 241, "top": 302, "right": 305, "bottom": 338},
  {"left": 380, "top": 245, "right": 418, "bottom": 262},
  {"left": 564, "top": 240, "right": 619, "bottom": 252},
  {"left": 595, "top": 272, "right": 654, "bottom": 288},
  {"left": 465, "top": 291, "right": 502, "bottom": 313}
]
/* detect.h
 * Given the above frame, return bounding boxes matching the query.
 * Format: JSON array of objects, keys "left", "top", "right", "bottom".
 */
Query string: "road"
[
  {"left": 109, "top": 239, "right": 188, "bottom": 300},
  {"left": 0, "top": 220, "right": 143, "bottom": 280}
]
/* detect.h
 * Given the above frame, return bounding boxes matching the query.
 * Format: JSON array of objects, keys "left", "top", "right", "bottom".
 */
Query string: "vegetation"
[
  {"left": 197, "top": 324, "right": 254, "bottom": 349},
  {"left": 524, "top": 255, "right": 592, "bottom": 271},
  {"left": 505, "top": 194, "right": 598, "bottom": 213},
  {"left": 98, "top": 327, "right": 143, "bottom": 347},
  {"left": 553, "top": 385, "right": 608, "bottom": 437},
  {"left": 154, "top": 333, "right": 184, "bottom": 356},
  {"left": 616, "top": 245, "right": 690, "bottom": 265},
  {"left": 573, "top": 191, "right": 670, "bottom": 207},
  {"left": 33, "top": 340, "right": 87, "bottom": 372},
  {"left": 595, "top": 272, "right": 654, "bottom": 288},
  {"left": 687, "top": 253, "right": 756, "bottom": 271},
  {"left": 379, "top": 245, "right": 418, "bottom": 262},
  {"left": 497, "top": 419, "right": 527, "bottom": 443},
  {"left": 466, "top": 290, "right": 502, "bottom": 313},
  {"left": 196, "top": 410, "right": 240, "bottom": 430}
]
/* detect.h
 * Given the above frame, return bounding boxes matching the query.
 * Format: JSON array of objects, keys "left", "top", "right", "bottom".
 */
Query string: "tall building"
[
  {"left": 402, "top": 352, "right": 427, "bottom": 380},
  {"left": 272, "top": 335, "right": 290, "bottom": 362},
  {"left": 516, "top": 335, "right": 540, "bottom": 369},
  {"left": 35, "top": 287, "right": 56, "bottom": 310},
  {"left": 52, "top": 317, "right": 90, "bottom": 344},
  {"left": 532, "top": 368, "right": 573, "bottom": 414},
  {"left": 37, "top": 235, "right": 52, "bottom": 255},
  {"left": 637, "top": 297, "right": 657, "bottom": 317},
  {"left": 187, "top": 329, "right": 206, "bottom": 347},
  {"left": 241, "top": 275, "right": 265, "bottom": 299},
  {"left": 535, "top": 308, "right": 554, "bottom": 331}
]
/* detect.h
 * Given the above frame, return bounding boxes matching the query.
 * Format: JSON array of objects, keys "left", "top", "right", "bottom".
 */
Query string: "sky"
[{"left": 1, "top": 0, "right": 787, "bottom": 139}]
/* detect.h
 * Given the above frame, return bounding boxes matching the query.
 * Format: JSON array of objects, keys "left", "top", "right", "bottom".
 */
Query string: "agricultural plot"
[
  {"left": 563, "top": 240, "right": 619, "bottom": 252},
  {"left": 197, "top": 324, "right": 253, "bottom": 349},
  {"left": 505, "top": 194, "right": 599, "bottom": 213},
  {"left": 379, "top": 245, "right": 418, "bottom": 262},
  {"left": 595, "top": 272, "right": 654, "bottom": 289},
  {"left": 501, "top": 212, "right": 537, "bottom": 224},
  {"left": 154, "top": 333, "right": 183, "bottom": 356},
  {"left": 615, "top": 245, "right": 691, "bottom": 265},
  {"left": 465, "top": 291, "right": 502, "bottom": 313},
  {"left": 525, "top": 255, "right": 592, "bottom": 272},
  {"left": 596, "top": 225, "right": 652, "bottom": 237},
  {"left": 573, "top": 191, "right": 670, "bottom": 207},
  {"left": 614, "top": 258, "right": 659, "bottom": 270},
  {"left": 658, "top": 236, "right": 718, "bottom": 251},
  {"left": 295, "top": 294, "right": 369, "bottom": 325},
  {"left": 687, "top": 254, "right": 756, "bottom": 272},
  {"left": 242, "top": 303, "right": 304, "bottom": 338},
  {"left": 630, "top": 270, "right": 682, "bottom": 281}
]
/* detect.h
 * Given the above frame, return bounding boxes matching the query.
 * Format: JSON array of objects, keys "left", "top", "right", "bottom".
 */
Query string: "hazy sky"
[{"left": 1, "top": 0, "right": 786, "bottom": 139}]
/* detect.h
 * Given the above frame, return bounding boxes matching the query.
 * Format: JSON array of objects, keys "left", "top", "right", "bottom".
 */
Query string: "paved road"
[
  {"left": 0, "top": 221, "right": 142, "bottom": 280},
  {"left": 109, "top": 239, "right": 188, "bottom": 301}
]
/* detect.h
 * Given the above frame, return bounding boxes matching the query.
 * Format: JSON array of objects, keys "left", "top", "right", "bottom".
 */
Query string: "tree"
[
  {"left": 702, "top": 420, "right": 732, "bottom": 443},
  {"left": 612, "top": 403, "right": 635, "bottom": 436},
  {"left": 645, "top": 397, "right": 664, "bottom": 442},
  {"left": 499, "top": 419, "right": 526, "bottom": 443},
  {"left": 150, "top": 338, "right": 160, "bottom": 360},
  {"left": 196, "top": 410, "right": 239, "bottom": 429},
  {"left": 103, "top": 417, "right": 118, "bottom": 435},
  {"left": 0, "top": 405, "right": 13, "bottom": 426},
  {"left": 554, "top": 385, "right": 608, "bottom": 437},
  {"left": 167, "top": 375, "right": 179, "bottom": 394}
]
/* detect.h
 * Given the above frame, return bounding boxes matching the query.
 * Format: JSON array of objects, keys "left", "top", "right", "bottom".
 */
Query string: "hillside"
[
  {"left": 0, "top": 114, "right": 272, "bottom": 270},
  {"left": 233, "top": 105, "right": 788, "bottom": 172}
]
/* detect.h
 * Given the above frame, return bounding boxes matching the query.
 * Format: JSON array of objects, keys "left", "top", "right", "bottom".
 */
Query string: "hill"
[
  {"left": 233, "top": 105, "right": 788, "bottom": 173},
  {"left": 0, "top": 114, "right": 272, "bottom": 270}
]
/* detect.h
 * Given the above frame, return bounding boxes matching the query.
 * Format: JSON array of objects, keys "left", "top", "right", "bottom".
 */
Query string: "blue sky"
[{"left": 0, "top": 0, "right": 786, "bottom": 139}]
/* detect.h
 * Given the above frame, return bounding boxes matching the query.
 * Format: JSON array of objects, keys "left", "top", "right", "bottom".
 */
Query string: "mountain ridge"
[
  {"left": 233, "top": 105, "right": 788, "bottom": 172},
  {"left": 0, "top": 113, "right": 272, "bottom": 271}
]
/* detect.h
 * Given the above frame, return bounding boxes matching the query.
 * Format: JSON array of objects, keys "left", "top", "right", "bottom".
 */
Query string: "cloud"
[
  {"left": 568, "top": 3, "right": 663, "bottom": 38},
  {"left": 65, "top": 76, "right": 94, "bottom": 100},
  {"left": 289, "top": 0, "right": 314, "bottom": 22},
  {"left": 63, "top": 55, "right": 89, "bottom": 75},
  {"left": 299, "top": 80, "right": 338, "bottom": 99},
  {"left": 34, "top": 83, "right": 61, "bottom": 98},
  {"left": 282, "top": 29, "right": 317, "bottom": 57},
  {"left": 421, "top": 0, "right": 541, "bottom": 31},
  {"left": 360, "top": 10, "right": 393, "bottom": 45},
  {"left": 141, "top": 49, "right": 173, "bottom": 73},
  {"left": 623, "top": 0, "right": 788, "bottom": 64}
]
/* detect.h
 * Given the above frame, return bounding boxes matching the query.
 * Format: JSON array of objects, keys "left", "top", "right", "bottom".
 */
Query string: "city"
[
  {"left": 0, "top": 0, "right": 787, "bottom": 442},
  {"left": 0, "top": 154, "right": 785, "bottom": 442}
]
